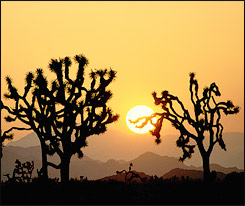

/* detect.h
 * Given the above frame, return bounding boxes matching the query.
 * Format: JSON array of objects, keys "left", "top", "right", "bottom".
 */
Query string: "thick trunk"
[
  {"left": 40, "top": 141, "right": 48, "bottom": 181},
  {"left": 60, "top": 156, "right": 71, "bottom": 183},
  {"left": 202, "top": 154, "right": 211, "bottom": 182},
  {"left": 197, "top": 140, "right": 211, "bottom": 182}
]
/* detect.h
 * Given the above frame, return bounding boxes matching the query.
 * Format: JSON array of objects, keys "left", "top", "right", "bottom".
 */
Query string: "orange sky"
[{"left": 1, "top": 1, "right": 244, "bottom": 143}]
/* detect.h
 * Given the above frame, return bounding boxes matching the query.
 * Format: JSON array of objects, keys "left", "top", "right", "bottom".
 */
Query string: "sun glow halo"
[{"left": 126, "top": 105, "right": 156, "bottom": 134}]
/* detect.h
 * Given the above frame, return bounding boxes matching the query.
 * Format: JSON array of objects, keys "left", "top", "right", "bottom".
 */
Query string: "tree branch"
[
  {"left": 47, "top": 162, "right": 61, "bottom": 169},
  {"left": 2, "top": 127, "right": 32, "bottom": 136}
]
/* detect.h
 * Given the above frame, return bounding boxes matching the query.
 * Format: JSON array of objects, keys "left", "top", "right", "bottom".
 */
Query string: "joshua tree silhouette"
[
  {"left": 130, "top": 73, "right": 240, "bottom": 182},
  {"left": 116, "top": 163, "right": 147, "bottom": 183},
  {"left": 1, "top": 54, "right": 119, "bottom": 183}
]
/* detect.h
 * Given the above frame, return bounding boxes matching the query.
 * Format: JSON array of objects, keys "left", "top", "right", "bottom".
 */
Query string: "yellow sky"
[{"left": 1, "top": 1, "right": 244, "bottom": 141}]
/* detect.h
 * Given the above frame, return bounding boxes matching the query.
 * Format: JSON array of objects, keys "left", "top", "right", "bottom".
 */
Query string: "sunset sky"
[{"left": 1, "top": 1, "right": 244, "bottom": 147}]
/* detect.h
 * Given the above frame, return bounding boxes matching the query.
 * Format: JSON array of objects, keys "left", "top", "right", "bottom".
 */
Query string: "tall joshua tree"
[
  {"left": 1, "top": 54, "right": 119, "bottom": 182},
  {"left": 130, "top": 73, "right": 239, "bottom": 181},
  {"left": 1, "top": 74, "right": 49, "bottom": 180}
]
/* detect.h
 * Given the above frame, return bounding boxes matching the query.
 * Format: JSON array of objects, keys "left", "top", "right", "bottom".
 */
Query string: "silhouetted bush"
[{"left": 3, "top": 159, "right": 34, "bottom": 183}]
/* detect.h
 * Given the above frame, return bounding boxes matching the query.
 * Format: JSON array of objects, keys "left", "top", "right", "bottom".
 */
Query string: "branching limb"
[
  {"left": 2, "top": 127, "right": 32, "bottom": 136},
  {"left": 47, "top": 162, "right": 61, "bottom": 169}
]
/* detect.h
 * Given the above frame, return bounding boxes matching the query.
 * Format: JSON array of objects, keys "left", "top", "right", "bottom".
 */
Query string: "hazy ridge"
[
  {"left": 5, "top": 131, "right": 244, "bottom": 169},
  {"left": 2, "top": 145, "right": 243, "bottom": 181}
]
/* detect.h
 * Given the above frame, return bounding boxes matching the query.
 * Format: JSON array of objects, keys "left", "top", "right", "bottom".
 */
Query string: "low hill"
[
  {"left": 162, "top": 168, "right": 227, "bottom": 180},
  {"left": 100, "top": 170, "right": 151, "bottom": 183},
  {"left": 193, "top": 163, "right": 243, "bottom": 174}
]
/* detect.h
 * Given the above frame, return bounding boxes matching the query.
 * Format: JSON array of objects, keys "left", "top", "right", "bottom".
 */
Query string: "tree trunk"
[
  {"left": 40, "top": 141, "right": 48, "bottom": 181},
  {"left": 197, "top": 140, "right": 211, "bottom": 182},
  {"left": 202, "top": 154, "right": 211, "bottom": 182},
  {"left": 60, "top": 156, "right": 71, "bottom": 183}
]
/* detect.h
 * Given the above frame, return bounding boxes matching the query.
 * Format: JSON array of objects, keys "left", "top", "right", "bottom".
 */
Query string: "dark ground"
[{"left": 1, "top": 172, "right": 244, "bottom": 205}]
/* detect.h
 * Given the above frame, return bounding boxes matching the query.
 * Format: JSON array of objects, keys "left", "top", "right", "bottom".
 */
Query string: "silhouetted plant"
[
  {"left": 223, "top": 171, "right": 244, "bottom": 183},
  {"left": 4, "top": 159, "right": 34, "bottom": 183},
  {"left": 130, "top": 73, "right": 240, "bottom": 182},
  {"left": 116, "top": 163, "right": 147, "bottom": 183},
  {"left": 0, "top": 130, "right": 14, "bottom": 158},
  {"left": 171, "top": 175, "right": 179, "bottom": 182},
  {"left": 149, "top": 175, "right": 164, "bottom": 183},
  {"left": 36, "top": 167, "right": 45, "bottom": 180},
  {"left": 1, "top": 54, "right": 119, "bottom": 183}
]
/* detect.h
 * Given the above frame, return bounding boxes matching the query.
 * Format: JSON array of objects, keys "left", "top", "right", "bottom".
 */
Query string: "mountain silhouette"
[
  {"left": 6, "top": 133, "right": 39, "bottom": 148},
  {"left": 5, "top": 131, "right": 244, "bottom": 169},
  {"left": 129, "top": 151, "right": 188, "bottom": 176},
  {"left": 100, "top": 170, "right": 152, "bottom": 183},
  {"left": 2, "top": 146, "right": 243, "bottom": 181},
  {"left": 162, "top": 168, "right": 227, "bottom": 180}
]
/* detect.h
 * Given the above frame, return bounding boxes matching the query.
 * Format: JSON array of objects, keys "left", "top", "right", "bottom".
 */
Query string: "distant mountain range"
[
  {"left": 5, "top": 131, "right": 244, "bottom": 169},
  {"left": 6, "top": 133, "right": 40, "bottom": 148},
  {"left": 1, "top": 146, "right": 243, "bottom": 182}
]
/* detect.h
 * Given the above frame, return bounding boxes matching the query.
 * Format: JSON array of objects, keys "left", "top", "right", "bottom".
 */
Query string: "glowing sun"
[{"left": 126, "top": 105, "right": 156, "bottom": 134}]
